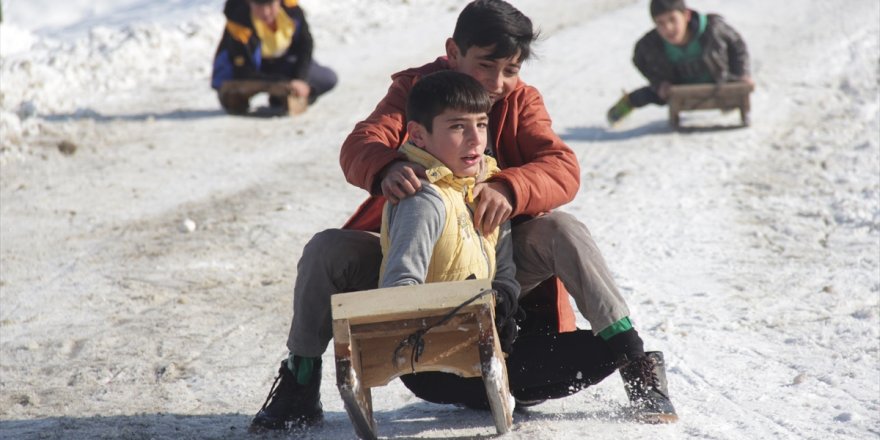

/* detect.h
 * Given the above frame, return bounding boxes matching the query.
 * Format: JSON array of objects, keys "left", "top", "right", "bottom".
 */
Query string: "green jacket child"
[{"left": 607, "top": 0, "right": 752, "bottom": 124}]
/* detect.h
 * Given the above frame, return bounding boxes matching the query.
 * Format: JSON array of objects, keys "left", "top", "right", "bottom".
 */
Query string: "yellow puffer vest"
[{"left": 380, "top": 142, "right": 501, "bottom": 284}]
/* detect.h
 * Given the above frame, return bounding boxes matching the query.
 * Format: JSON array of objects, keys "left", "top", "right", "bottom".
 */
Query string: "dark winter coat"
[
  {"left": 211, "top": 0, "right": 313, "bottom": 90},
  {"left": 633, "top": 10, "right": 750, "bottom": 90}
]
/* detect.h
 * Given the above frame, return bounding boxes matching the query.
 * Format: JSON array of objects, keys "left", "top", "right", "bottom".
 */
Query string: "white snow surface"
[{"left": 1, "top": 0, "right": 879, "bottom": 439}]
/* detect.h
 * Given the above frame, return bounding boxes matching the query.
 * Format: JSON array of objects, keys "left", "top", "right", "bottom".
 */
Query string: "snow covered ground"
[{"left": 1, "top": 0, "right": 878, "bottom": 439}]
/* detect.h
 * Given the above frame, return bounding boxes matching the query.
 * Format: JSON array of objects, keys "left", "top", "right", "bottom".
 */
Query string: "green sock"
[
  {"left": 598, "top": 316, "right": 633, "bottom": 341},
  {"left": 287, "top": 354, "right": 318, "bottom": 385}
]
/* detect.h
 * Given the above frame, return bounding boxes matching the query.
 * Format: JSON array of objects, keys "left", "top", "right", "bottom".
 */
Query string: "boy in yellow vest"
[
  {"left": 378, "top": 70, "right": 520, "bottom": 354},
  {"left": 379, "top": 71, "right": 676, "bottom": 420}
]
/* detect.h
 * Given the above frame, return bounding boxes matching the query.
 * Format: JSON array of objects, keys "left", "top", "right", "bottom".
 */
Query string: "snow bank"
[
  {"left": 1, "top": 1, "right": 219, "bottom": 160},
  {"left": 0, "top": 0, "right": 467, "bottom": 162},
  {"left": 0, "top": 1, "right": 877, "bottom": 439}
]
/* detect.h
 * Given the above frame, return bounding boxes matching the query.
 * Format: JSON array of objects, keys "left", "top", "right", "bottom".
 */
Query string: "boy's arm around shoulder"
[
  {"left": 339, "top": 74, "right": 412, "bottom": 195},
  {"left": 491, "top": 87, "right": 580, "bottom": 217},
  {"left": 380, "top": 184, "right": 445, "bottom": 287}
]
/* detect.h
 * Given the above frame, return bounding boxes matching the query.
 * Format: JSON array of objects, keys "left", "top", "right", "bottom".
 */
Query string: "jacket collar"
[{"left": 399, "top": 142, "right": 499, "bottom": 202}]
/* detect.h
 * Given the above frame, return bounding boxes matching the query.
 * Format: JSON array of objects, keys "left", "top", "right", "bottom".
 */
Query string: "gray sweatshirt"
[{"left": 380, "top": 183, "right": 520, "bottom": 300}]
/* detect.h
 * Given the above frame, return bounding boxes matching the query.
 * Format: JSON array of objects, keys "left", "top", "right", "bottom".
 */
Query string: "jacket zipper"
[{"left": 464, "top": 186, "right": 492, "bottom": 277}]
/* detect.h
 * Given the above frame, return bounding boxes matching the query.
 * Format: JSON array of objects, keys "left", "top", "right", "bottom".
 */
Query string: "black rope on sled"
[{"left": 392, "top": 287, "right": 495, "bottom": 374}]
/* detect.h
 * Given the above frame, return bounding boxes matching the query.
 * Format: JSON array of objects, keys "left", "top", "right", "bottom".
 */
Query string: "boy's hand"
[
  {"left": 492, "top": 283, "right": 519, "bottom": 355},
  {"left": 380, "top": 161, "right": 426, "bottom": 204},
  {"left": 658, "top": 81, "right": 672, "bottom": 100},
  {"left": 473, "top": 182, "right": 513, "bottom": 235},
  {"left": 289, "top": 79, "right": 311, "bottom": 98}
]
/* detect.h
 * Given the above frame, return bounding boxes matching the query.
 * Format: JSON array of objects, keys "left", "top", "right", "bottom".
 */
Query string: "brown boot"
[{"left": 619, "top": 351, "right": 678, "bottom": 423}]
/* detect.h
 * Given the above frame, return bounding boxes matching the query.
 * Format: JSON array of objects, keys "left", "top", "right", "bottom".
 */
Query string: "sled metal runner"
[{"left": 331, "top": 279, "right": 514, "bottom": 439}]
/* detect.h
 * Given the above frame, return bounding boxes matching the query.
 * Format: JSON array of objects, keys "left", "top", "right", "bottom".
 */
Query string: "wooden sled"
[
  {"left": 668, "top": 82, "right": 754, "bottom": 129},
  {"left": 218, "top": 79, "right": 308, "bottom": 117},
  {"left": 331, "top": 279, "right": 514, "bottom": 439}
]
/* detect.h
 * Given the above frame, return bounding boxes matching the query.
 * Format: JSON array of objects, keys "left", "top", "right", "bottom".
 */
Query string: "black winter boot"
[
  {"left": 619, "top": 351, "right": 678, "bottom": 423},
  {"left": 249, "top": 358, "right": 323, "bottom": 432}
]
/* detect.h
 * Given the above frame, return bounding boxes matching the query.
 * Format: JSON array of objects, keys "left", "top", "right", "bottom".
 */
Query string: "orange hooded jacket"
[{"left": 340, "top": 57, "right": 578, "bottom": 332}]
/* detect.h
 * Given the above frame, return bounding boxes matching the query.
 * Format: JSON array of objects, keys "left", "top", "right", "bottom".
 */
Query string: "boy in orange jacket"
[{"left": 249, "top": 1, "right": 677, "bottom": 433}]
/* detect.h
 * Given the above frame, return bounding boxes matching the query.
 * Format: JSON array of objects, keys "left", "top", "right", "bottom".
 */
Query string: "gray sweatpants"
[{"left": 287, "top": 211, "right": 631, "bottom": 357}]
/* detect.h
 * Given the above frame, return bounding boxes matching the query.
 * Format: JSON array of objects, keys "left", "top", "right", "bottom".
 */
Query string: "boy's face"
[
  {"left": 654, "top": 9, "right": 692, "bottom": 46},
  {"left": 446, "top": 39, "right": 521, "bottom": 104},
  {"left": 249, "top": 0, "right": 282, "bottom": 25},
  {"left": 409, "top": 109, "right": 489, "bottom": 177}
]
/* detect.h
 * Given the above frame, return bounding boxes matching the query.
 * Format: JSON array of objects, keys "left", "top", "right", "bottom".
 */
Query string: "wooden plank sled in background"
[{"left": 668, "top": 82, "right": 754, "bottom": 129}]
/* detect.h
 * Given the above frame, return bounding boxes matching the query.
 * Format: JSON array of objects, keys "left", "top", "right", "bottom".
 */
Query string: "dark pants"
[
  {"left": 262, "top": 58, "right": 338, "bottom": 104},
  {"left": 288, "top": 213, "right": 632, "bottom": 357},
  {"left": 399, "top": 329, "right": 619, "bottom": 408},
  {"left": 628, "top": 86, "right": 666, "bottom": 108}
]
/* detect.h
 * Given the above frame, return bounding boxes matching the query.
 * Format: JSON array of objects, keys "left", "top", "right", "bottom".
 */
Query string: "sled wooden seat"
[
  {"left": 331, "top": 279, "right": 513, "bottom": 440},
  {"left": 218, "top": 79, "right": 308, "bottom": 116},
  {"left": 668, "top": 82, "right": 754, "bottom": 129}
]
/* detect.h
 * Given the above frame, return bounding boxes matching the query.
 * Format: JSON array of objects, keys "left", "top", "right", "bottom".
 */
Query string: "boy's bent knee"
[
  {"left": 218, "top": 91, "right": 249, "bottom": 115},
  {"left": 304, "top": 229, "right": 380, "bottom": 262},
  {"left": 307, "top": 229, "right": 345, "bottom": 249},
  {"left": 529, "top": 212, "right": 590, "bottom": 238}
]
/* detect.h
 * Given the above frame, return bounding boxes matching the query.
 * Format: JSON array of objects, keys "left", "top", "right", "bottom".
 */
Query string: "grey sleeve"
[
  {"left": 492, "top": 221, "right": 520, "bottom": 300},
  {"left": 380, "top": 184, "right": 445, "bottom": 288}
]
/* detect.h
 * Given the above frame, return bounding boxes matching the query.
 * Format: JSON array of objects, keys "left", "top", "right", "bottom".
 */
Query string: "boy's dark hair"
[
  {"left": 406, "top": 71, "right": 492, "bottom": 133},
  {"left": 453, "top": 0, "right": 537, "bottom": 62},
  {"left": 650, "top": 0, "right": 687, "bottom": 17}
]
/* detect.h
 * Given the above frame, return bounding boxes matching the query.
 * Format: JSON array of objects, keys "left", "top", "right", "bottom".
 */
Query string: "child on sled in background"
[
  {"left": 607, "top": 0, "right": 752, "bottom": 124},
  {"left": 211, "top": 0, "right": 337, "bottom": 115}
]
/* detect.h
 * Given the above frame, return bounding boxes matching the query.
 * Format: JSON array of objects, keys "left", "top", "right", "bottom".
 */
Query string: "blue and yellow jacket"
[{"left": 211, "top": 0, "right": 313, "bottom": 90}]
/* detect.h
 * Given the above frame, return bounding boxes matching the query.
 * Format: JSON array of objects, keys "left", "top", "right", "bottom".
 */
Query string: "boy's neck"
[
  {"left": 672, "top": 11, "right": 701, "bottom": 47},
  {"left": 675, "top": 29, "right": 693, "bottom": 47}
]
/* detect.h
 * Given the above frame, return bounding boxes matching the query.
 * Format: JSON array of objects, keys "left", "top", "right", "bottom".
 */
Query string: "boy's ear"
[
  {"left": 406, "top": 121, "right": 428, "bottom": 149},
  {"left": 445, "top": 38, "right": 461, "bottom": 68}
]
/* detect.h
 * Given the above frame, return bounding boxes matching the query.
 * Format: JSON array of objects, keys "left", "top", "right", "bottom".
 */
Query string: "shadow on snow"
[{"left": 562, "top": 118, "right": 748, "bottom": 143}]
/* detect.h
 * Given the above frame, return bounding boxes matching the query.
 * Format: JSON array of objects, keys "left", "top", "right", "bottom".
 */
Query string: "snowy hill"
[{"left": 1, "top": 1, "right": 878, "bottom": 439}]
